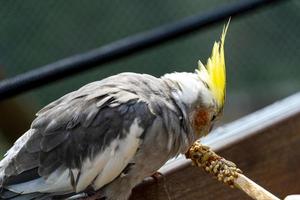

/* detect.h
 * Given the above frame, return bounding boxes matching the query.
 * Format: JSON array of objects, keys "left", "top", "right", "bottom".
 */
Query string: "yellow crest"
[{"left": 198, "top": 21, "right": 229, "bottom": 110}]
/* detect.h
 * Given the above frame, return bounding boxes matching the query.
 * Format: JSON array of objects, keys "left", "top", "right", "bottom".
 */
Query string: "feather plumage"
[{"left": 198, "top": 20, "right": 229, "bottom": 111}]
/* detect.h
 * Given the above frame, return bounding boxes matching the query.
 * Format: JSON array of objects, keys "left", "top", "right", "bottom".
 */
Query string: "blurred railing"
[{"left": 0, "top": 0, "right": 286, "bottom": 101}]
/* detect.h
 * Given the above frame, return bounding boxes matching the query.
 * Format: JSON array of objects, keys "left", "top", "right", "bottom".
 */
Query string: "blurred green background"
[{"left": 0, "top": 0, "right": 299, "bottom": 156}]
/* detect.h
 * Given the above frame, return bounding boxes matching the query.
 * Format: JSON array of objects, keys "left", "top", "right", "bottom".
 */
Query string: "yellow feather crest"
[{"left": 198, "top": 21, "right": 229, "bottom": 110}]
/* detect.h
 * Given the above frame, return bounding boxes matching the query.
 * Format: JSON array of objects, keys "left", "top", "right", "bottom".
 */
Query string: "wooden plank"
[{"left": 130, "top": 92, "right": 300, "bottom": 200}]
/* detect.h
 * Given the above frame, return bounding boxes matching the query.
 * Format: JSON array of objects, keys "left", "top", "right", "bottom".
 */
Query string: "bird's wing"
[{"left": 0, "top": 78, "right": 157, "bottom": 195}]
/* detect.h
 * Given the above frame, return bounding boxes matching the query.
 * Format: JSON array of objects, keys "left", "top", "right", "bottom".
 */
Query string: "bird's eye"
[{"left": 211, "top": 115, "right": 216, "bottom": 122}]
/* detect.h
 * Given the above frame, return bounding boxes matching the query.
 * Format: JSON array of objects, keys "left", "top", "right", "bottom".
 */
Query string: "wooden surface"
[{"left": 130, "top": 92, "right": 300, "bottom": 200}]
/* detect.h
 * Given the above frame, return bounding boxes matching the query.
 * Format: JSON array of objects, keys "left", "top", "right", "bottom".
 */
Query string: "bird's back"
[{"left": 0, "top": 72, "right": 189, "bottom": 200}]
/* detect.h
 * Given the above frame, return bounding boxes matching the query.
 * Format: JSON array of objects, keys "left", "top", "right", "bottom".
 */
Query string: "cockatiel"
[{"left": 0, "top": 23, "right": 228, "bottom": 200}]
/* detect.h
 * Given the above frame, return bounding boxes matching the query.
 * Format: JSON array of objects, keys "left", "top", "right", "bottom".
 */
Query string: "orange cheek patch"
[{"left": 193, "top": 110, "right": 209, "bottom": 130}]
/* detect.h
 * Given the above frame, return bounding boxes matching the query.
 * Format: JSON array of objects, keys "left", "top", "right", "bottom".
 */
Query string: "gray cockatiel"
[{"left": 0, "top": 25, "right": 228, "bottom": 200}]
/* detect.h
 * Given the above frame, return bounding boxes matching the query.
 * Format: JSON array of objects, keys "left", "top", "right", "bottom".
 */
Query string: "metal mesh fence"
[{"left": 0, "top": 0, "right": 299, "bottom": 148}]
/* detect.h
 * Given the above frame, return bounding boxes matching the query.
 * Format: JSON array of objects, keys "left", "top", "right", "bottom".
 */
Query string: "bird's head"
[
  {"left": 192, "top": 22, "right": 229, "bottom": 137},
  {"left": 163, "top": 22, "right": 229, "bottom": 138}
]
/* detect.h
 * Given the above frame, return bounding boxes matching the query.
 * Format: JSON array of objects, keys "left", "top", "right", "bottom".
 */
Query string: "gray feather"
[
  {"left": 40, "top": 131, "right": 70, "bottom": 152},
  {"left": 0, "top": 72, "right": 193, "bottom": 199},
  {"left": 0, "top": 189, "right": 48, "bottom": 200}
]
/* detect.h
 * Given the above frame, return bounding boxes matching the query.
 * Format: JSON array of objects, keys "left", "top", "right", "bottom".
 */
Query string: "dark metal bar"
[{"left": 0, "top": 0, "right": 287, "bottom": 101}]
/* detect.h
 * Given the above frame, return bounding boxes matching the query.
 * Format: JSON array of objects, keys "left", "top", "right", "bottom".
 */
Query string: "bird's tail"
[{"left": 0, "top": 188, "right": 50, "bottom": 200}]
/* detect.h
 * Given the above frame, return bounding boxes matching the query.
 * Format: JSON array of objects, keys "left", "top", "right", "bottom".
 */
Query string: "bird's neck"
[
  {"left": 161, "top": 72, "right": 215, "bottom": 147},
  {"left": 160, "top": 72, "right": 204, "bottom": 153},
  {"left": 161, "top": 72, "right": 204, "bottom": 106}
]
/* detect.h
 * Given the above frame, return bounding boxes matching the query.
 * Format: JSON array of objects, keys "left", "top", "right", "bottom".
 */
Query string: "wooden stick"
[
  {"left": 235, "top": 174, "right": 280, "bottom": 200},
  {"left": 186, "top": 141, "right": 280, "bottom": 200}
]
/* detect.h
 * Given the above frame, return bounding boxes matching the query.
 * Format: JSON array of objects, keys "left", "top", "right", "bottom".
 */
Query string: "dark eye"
[{"left": 211, "top": 115, "right": 216, "bottom": 122}]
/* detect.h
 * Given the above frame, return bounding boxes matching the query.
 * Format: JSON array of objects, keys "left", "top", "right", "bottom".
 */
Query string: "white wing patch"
[
  {"left": 75, "top": 140, "right": 117, "bottom": 192},
  {"left": 6, "top": 118, "right": 144, "bottom": 194},
  {"left": 92, "top": 119, "right": 143, "bottom": 190}
]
